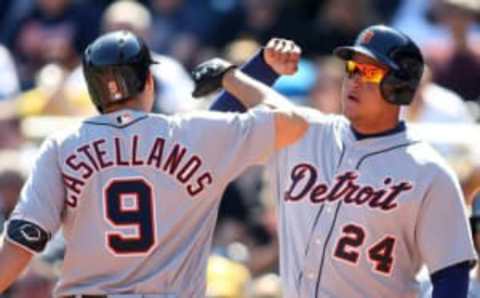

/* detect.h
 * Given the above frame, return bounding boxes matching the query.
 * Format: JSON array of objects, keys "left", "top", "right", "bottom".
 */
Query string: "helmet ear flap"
[
  {"left": 380, "top": 71, "right": 415, "bottom": 105},
  {"left": 380, "top": 55, "right": 423, "bottom": 105}
]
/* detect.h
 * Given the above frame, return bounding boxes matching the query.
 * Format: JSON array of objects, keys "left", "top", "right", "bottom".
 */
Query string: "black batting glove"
[{"left": 191, "top": 58, "right": 237, "bottom": 98}]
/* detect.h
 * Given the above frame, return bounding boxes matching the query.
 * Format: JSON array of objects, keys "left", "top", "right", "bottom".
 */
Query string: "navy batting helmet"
[
  {"left": 82, "top": 30, "right": 157, "bottom": 112},
  {"left": 334, "top": 25, "right": 424, "bottom": 105}
]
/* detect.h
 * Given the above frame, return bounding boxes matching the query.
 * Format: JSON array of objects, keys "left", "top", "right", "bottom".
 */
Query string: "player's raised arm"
[
  {"left": 209, "top": 38, "right": 300, "bottom": 112},
  {"left": 192, "top": 57, "right": 308, "bottom": 150}
]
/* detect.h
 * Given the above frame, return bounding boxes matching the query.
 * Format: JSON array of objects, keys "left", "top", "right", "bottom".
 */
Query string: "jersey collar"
[
  {"left": 350, "top": 121, "right": 406, "bottom": 140},
  {"left": 84, "top": 109, "right": 149, "bottom": 128},
  {"left": 343, "top": 120, "right": 418, "bottom": 150}
]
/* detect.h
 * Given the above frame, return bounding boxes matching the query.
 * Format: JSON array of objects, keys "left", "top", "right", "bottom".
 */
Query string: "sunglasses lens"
[{"left": 345, "top": 60, "right": 385, "bottom": 83}]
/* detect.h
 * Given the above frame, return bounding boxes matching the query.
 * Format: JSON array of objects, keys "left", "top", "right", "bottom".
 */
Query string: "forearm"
[
  {"left": 210, "top": 50, "right": 280, "bottom": 112},
  {"left": 222, "top": 69, "right": 292, "bottom": 110},
  {"left": 0, "top": 240, "right": 33, "bottom": 293}
]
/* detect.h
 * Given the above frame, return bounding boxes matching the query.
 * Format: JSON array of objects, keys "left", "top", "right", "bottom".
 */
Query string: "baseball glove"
[{"left": 191, "top": 58, "right": 237, "bottom": 98}]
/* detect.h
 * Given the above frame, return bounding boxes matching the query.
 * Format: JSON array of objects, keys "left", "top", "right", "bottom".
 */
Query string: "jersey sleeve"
[
  {"left": 182, "top": 107, "right": 275, "bottom": 182},
  {"left": 8, "top": 137, "right": 65, "bottom": 244},
  {"left": 416, "top": 166, "right": 477, "bottom": 273}
]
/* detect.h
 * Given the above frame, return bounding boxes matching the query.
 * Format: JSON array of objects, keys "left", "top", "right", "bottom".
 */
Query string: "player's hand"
[
  {"left": 263, "top": 38, "right": 302, "bottom": 76},
  {"left": 191, "top": 58, "right": 237, "bottom": 98}
]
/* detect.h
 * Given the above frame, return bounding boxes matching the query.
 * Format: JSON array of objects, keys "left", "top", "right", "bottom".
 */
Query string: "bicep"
[
  {"left": 187, "top": 110, "right": 276, "bottom": 179},
  {"left": 273, "top": 109, "right": 309, "bottom": 150}
]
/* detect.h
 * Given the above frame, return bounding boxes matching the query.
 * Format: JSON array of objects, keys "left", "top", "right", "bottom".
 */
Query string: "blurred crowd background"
[{"left": 1, "top": 0, "right": 480, "bottom": 297}]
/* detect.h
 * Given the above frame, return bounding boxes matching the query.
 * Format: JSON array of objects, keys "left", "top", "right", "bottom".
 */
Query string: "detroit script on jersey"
[{"left": 285, "top": 167, "right": 412, "bottom": 211}]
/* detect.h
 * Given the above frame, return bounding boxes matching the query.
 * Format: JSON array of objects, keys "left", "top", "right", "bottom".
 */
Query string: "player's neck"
[
  {"left": 351, "top": 121, "right": 405, "bottom": 140},
  {"left": 350, "top": 117, "right": 401, "bottom": 135},
  {"left": 350, "top": 120, "right": 404, "bottom": 140},
  {"left": 104, "top": 97, "right": 150, "bottom": 114}
]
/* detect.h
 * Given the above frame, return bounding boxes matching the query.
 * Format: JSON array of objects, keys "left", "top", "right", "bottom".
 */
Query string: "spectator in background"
[
  {"left": 212, "top": 0, "right": 307, "bottom": 53},
  {"left": 148, "top": 0, "right": 214, "bottom": 67},
  {"left": 7, "top": 0, "right": 100, "bottom": 88},
  {"left": 371, "top": 0, "right": 402, "bottom": 24},
  {"left": 391, "top": 0, "right": 451, "bottom": 44},
  {"left": 17, "top": 0, "right": 196, "bottom": 116},
  {"left": 0, "top": 0, "right": 17, "bottom": 29},
  {"left": 284, "top": 0, "right": 400, "bottom": 24},
  {"left": 425, "top": 0, "right": 480, "bottom": 102},
  {"left": 304, "top": 0, "right": 377, "bottom": 57},
  {"left": 0, "top": 45, "right": 20, "bottom": 101},
  {"left": 0, "top": 0, "right": 34, "bottom": 44}
]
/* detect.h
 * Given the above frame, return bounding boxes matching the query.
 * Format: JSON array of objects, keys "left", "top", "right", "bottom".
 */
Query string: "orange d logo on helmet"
[{"left": 360, "top": 30, "right": 375, "bottom": 44}]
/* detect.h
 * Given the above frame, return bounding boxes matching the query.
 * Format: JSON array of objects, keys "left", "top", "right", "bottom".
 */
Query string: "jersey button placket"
[
  {"left": 347, "top": 157, "right": 353, "bottom": 166},
  {"left": 302, "top": 202, "right": 340, "bottom": 294},
  {"left": 307, "top": 149, "right": 356, "bottom": 295}
]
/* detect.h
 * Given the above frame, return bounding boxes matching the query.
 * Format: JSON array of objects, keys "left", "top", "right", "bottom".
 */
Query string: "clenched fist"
[{"left": 263, "top": 38, "right": 302, "bottom": 75}]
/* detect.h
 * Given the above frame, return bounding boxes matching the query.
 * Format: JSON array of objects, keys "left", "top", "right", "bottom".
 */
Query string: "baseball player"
[
  {"left": 203, "top": 25, "right": 477, "bottom": 297},
  {"left": 0, "top": 31, "right": 307, "bottom": 297}
]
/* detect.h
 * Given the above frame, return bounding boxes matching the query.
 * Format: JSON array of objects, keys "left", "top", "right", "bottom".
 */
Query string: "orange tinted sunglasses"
[{"left": 345, "top": 60, "right": 387, "bottom": 84}]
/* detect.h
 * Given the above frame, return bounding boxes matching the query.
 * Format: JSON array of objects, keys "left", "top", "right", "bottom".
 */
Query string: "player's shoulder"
[
  {"left": 43, "top": 117, "right": 84, "bottom": 145},
  {"left": 295, "top": 106, "right": 347, "bottom": 125},
  {"left": 402, "top": 134, "right": 457, "bottom": 179},
  {"left": 163, "top": 109, "right": 237, "bottom": 123},
  {"left": 294, "top": 106, "right": 349, "bottom": 135},
  {"left": 169, "top": 107, "right": 274, "bottom": 123}
]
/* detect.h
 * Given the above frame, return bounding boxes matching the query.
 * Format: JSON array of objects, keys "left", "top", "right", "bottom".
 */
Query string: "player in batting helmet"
[
  {"left": 82, "top": 30, "right": 158, "bottom": 113},
  {"left": 206, "top": 25, "right": 475, "bottom": 298},
  {"left": 334, "top": 25, "right": 424, "bottom": 105}
]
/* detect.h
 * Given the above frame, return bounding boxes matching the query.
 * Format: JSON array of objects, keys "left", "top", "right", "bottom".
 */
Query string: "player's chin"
[{"left": 342, "top": 98, "right": 359, "bottom": 116}]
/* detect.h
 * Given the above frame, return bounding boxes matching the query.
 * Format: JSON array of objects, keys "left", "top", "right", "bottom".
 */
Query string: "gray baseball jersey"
[
  {"left": 266, "top": 108, "right": 476, "bottom": 298},
  {"left": 8, "top": 108, "right": 275, "bottom": 297}
]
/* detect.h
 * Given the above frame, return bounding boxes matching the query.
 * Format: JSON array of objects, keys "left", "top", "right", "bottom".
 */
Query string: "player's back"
[{"left": 48, "top": 108, "right": 275, "bottom": 296}]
